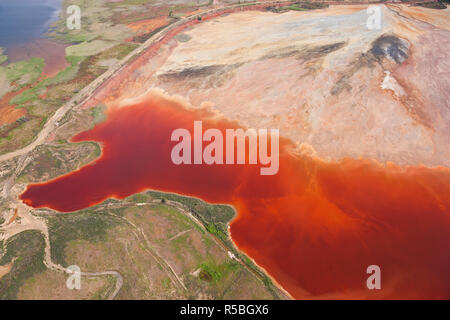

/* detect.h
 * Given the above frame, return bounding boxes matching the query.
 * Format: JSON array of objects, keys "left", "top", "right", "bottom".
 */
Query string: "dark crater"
[{"left": 370, "top": 35, "right": 409, "bottom": 64}]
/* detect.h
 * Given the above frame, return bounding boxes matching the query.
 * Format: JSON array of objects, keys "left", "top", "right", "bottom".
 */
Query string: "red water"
[{"left": 20, "top": 93, "right": 450, "bottom": 299}]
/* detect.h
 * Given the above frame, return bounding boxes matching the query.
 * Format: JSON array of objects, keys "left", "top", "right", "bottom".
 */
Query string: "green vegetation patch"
[
  {"left": 284, "top": 4, "right": 309, "bottom": 11},
  {"left": 96, "top": 43, "right": 138, "bottom": 61},
  {"left": 271, "top": 2, "right": 329, "bottom": 12},
  {"left": 42, "top": 56, "right": 86, "bottom": 87},
  {"left": 147, "top": 191, "right": 235, "bottom": 225},
  {"left": 9, "top": 89, "right": 40, "bottom": 105},
  {"left": 3, "top": 57, "right": 44, "bottom": 86},
  {"left": 198, "top": 260, "right": 239, "bottom": 283},
  {"left": 125, "top": 193, "right": 150, "bottom": 203},
  {"left": 147, "top": 191, "right": 235, "bottom": 247},
  {"left": 0, "top": 230, "right": 46, "bottom": 299},
  {"left": 47, "top": 211, "right": 119, "bottom": 266},
  {"left": 0, "top": 47, "right": 7, "bottom": 64},
  {"left": 8, "top": 56, "right": 85, "bottom": 107},
  {"left": 66, "top": 40, "right": 118, "bottom": 57},
  {"left": 90, "top": 274, "right": 117, "bottom": 300},
  {"left": 107, "top": 0, "right": 149, "bottom": 6},
  {"left": 0, "top": 117, "right": 42, "bottom": 155},
  {"left": 60, "top": 32, "right": 94, "bottom": 44},
  {"left": 91, "top": 104, "right": 108, "bottom": 124},
  {"left": 0, "top": 55, "right": 7, "bottom": 65}
]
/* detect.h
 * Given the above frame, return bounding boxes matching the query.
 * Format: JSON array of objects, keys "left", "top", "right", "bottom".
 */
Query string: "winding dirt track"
[{"left": 0, "top": 203, "right": 124, "bottom": 300}]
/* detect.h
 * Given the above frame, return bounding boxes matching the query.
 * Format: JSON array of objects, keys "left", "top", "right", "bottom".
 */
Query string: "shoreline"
[
  {"left": 6, "top": 1, "right": 448, "bottom": 300},
  {"left": 0, "top": 0, "right": 63, "bottom": 52}
]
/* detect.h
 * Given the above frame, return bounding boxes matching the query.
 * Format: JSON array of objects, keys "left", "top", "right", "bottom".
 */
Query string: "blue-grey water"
[{"left": 0, "top": 0, "right": 62, "bottom": 49}]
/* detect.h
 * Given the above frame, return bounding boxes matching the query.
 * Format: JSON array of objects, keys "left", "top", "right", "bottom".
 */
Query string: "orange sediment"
[
  {"left": 127, "top": 17, "right": 171, "bottom": 36},
  {"left": 0, "top": 87, "right": 28, "bottom": 126},
  {"left": 6, "top": 208, "right": 18, "bottom": 225}
]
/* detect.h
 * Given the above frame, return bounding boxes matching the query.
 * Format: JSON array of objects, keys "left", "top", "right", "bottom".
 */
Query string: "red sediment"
[
  {"left": 0, "top": 103, "right": 26, "bottom": 126},
  {"left": 0, "top": 40, "right": 68, "bottom": 126},
  {"left": 6, "top": 208, "right": 18, "bottom": 225},
  {"left": 6, "top": 39, "right": 70, "bottom": 78},
  {"left": 0, "top": 74, "right": 50, "bottom": 126},
  {"left": 0, "top": 85, "right": 31, "bottom": 126},
  {"left": 20, "top": 93, "right": 450, "bottom": 299},
  {"left": 127, "top": 17, "right": 171, "bottom": 36}
]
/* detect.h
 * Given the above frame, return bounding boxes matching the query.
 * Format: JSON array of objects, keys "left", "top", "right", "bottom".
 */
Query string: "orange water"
[{"left": 21, "top": 93, "right": 450, "bottom": 299}]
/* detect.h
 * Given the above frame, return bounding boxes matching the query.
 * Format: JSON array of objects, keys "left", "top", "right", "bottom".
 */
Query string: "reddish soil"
[
  {"left": 6, "top": 208, "right": 18, "bottom": 225},
  {"left": 127, "top": 17, "right": 171, "bottom": 36},
  {"left": 0, "top": 87, "right": 29, "bottom": 125}
]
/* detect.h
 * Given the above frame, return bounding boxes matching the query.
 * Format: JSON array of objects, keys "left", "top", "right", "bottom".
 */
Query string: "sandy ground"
[
  {"left": 103, "top": 5, "right": 449, "bottom": 167},
  {"left": 391, "top": 5, "right": 450, "bottom": 30}
]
